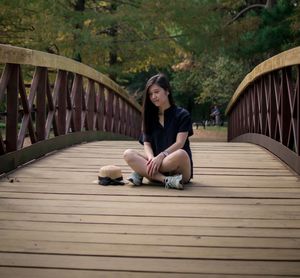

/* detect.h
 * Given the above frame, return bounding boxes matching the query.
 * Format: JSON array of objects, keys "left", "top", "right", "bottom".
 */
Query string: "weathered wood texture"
[{"left": 0, "top": 141, "right": 300, "bottom": 277}]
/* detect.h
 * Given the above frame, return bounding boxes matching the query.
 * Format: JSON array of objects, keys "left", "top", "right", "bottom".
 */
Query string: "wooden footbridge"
[{"left": 0, "top": 45, "right": 300, "bottom": 277}]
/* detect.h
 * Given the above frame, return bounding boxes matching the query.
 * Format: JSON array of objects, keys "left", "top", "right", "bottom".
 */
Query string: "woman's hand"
[{"left": 147, "top": 153, "right": 164, "bottom": 177}]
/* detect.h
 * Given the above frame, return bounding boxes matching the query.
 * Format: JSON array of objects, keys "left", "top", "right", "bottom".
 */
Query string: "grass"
[
  {"left": 191, "top": 125, "right": 228, "bottom": 142},
  {"left": 201, "top": 125, "right": 227, "bottom": 132}
]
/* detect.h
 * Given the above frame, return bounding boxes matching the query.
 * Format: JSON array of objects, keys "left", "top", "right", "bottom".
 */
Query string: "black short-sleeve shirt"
[{"left": 141, "top": 105, "right": 193, "bottom": 177}]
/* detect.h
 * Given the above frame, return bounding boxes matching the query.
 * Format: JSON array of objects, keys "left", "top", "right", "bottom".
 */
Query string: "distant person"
[
  {"left": 210, "top": 105, "right": 220, "bottom": 126},
  {"left": 123, "top": 73, "right": 193, "bottom": 190}
]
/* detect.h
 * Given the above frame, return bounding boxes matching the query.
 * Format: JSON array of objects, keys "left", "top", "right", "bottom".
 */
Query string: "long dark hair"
[{"left": 142, "top": 73, "right": 175, "bottom": 134}]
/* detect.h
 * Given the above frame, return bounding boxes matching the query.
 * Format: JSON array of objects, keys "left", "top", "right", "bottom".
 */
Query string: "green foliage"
[
  {"left": 1, "top": 0, "right": 300, "bottom": 119},
  {"left": 171, "top": 68, "right": 202, "bottom": 115},
  {"left": 224, "top": 0, "right": 297, "bottom": 62},
  {"left": 165, "top": 0, "right": 223, "bottom": 56},
  {"left": 1, "top": 0, "right": 179, "bottom": 79},
  {"left": 170, "top": 54, "right": 247, "bottom": 119},
  {"left": 196, "top": 55, "right": 247, "bottom": 108},
  {"left": 241, "top": 1, "right": 295, "bottom": 57}
]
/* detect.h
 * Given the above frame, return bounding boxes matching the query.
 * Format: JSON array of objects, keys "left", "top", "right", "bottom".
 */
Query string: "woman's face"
[{"left": 148, "top": 84, "right": 169, "bottom": 108}]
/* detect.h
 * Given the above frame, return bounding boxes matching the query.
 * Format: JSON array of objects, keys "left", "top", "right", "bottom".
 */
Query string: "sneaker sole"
[{"left": 128, "top": 178, "right": 142, "bottom": 186}]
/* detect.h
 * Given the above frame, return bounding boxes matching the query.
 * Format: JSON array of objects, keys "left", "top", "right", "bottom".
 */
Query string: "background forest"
[{"left": 1, "top": 0, "right": 300, "bottom": 121}]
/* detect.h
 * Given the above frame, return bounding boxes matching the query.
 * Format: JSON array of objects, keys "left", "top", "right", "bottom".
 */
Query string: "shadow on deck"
[{"left": 0, "top": 141, "right": 300, "bottom": 277}]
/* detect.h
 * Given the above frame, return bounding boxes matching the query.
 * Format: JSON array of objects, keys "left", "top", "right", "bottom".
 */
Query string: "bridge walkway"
[{"left": 0, "top": 140, "right": 299, "bottom": 277}]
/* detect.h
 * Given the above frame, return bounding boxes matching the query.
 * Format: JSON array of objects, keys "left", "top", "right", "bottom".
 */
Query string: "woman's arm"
[
  {"left": 144, "top": 142, "right": 154, "bottom": 160},
  {"left": 146, "top": 132, "right": 189, "bottom": 177},
  {"left": 144, "top": 142, "right": 157, "bottom": 177},
  {"left": 163, "top": 132, "right": 188, "bottom": 155}
]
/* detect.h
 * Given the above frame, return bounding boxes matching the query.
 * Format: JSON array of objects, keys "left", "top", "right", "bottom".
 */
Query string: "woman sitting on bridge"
[{"left": 123, "top": 73, "right": 193, "bottom": 190}]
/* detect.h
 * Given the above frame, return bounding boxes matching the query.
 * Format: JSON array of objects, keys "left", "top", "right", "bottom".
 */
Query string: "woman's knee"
[
  {"left": 123, "top": 149, "right": 137, "bottom": 162},
  {"left": 163, "top": 149, "right": 189, "bottom": 169},
  {"left": 172, "top": 150, "right": 191, "bottom": 172},
  {"left": 174, "top": 150, "right": 191, "bottom": 183},
  {"left": 173, "top": 149, "right": 189, "bottom": 161}
]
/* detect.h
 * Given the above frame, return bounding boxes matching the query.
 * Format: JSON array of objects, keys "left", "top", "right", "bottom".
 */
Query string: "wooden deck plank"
[
  {"left": 1, "top": 268, "right": 297, "bottom": 278},
  {"left": 1, "top": 200, "right": 300, "bottom": 218},
  {"left": 0, "top": 253, "right": 300, "bottom": 275},
  {"left": 1, "top": 230, "right": 299, "bottom": 249},
  {"left": 0, "top": 202, "right": 299, "bottom": 218},
  {"left": 1, "top": 183, "right": 300, "bottom": 198},
  {"left": 1, "top": 239, "right": 300, "bottom": 260},
  {"left": 1, "top": 220, "right": 300, "bottom": 237},
  {"left": 0, "top": 141, "right": 300, "bottom": 277},
  {"left": 1, "top": 211, "right": 300, "bottom": 227}
]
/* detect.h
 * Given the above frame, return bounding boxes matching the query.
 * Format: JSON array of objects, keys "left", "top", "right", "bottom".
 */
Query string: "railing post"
[
  {"left": 72, "top": 74, "right": 82, "bottom": 132},
  {"left": 124, "top": 104, "right": 129, "bottom": 136},
  {"left": 96, "top": 84, "right": 105, "bottom": 132},
  {"left": 57, "top": 70, "right": 67, "bottom": 135},
  {"left": 281, "top": 68, "right": 290, "bottom": 146},
  {"left": 262, "top": 78, "right": 267, "bottom": 135},
  {"left": 269, "top": 73, "right": 276, "bottom": 139},
  {"left": 0, "top": 63, "right": 11, "bottom": 152},
  {"left": 105, "top": 89, "right": 113, "bottom": 132},
  {"left": 120, "top": 98, "right": 126, "bottom": 135},
  {"left": 113, "top": 95, "right": 120, "bottom": 134},
  {"left": 296, "top": 66, "right": 300, "bottom": 155},
  {"left": 6, "top": 64, "right": 19, "bottom": 152},
  {"left": 87, "top": 79, "right": 95, "bottom": 131},
  {"left": 36, "top": 67, "right": 47, "bottom": 141}
]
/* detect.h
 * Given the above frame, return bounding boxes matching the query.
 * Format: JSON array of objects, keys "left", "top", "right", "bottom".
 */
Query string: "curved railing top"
[
  {"left": 0, "top": 44, "right": 141, "bottom": 112},
  {"left": 226, "top": 46, "right": 300, "bottom": 115}
]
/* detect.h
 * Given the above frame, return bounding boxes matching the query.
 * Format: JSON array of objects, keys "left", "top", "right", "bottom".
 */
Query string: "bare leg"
[
  {"left": 123, "top": 149, "right": 166, "bottom": 182},
  {"left": 159, "top": 149, "right": 191, "bottom": 183}
]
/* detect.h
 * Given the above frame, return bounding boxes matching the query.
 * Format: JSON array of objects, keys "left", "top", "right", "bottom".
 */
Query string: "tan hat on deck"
[{"left": 98, "top": 165, "right": 125, "bottom": 185}]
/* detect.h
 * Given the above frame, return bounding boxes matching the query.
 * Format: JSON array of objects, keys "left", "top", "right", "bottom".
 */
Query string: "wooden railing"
[
  {"left": 226, "top": 47, "right": 300, "bottom": 174},
  {"left": 0, "top": 44, "right": 142, "bottom": 174}
]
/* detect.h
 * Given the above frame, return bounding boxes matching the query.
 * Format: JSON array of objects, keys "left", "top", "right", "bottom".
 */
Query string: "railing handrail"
[
  {"left": 0, "top": 44, "right": 141, "bottom": 112},
  {"left": 226, "top": 46, "right": 300, "bottom": 115}
]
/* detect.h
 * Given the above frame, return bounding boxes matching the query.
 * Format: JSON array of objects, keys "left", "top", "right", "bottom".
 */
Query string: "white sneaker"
[
  {"left": 128, "top": 172, "right": 143, "bottom": 186},
  {"left": 164, "top": 174, "right": 183, "bottom": 190}
]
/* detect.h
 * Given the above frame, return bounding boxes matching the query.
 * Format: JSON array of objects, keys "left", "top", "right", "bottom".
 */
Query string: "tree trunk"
[
  {"left": 107, "top": 1, "right": 119, "bottom": 81},
  {"left": 108, "top": 26, "right": 118, "bottom": 80},
  {"left": 73, "top": 0, "right": 85, "bottom": 62},
  {"left": 266, "top": 0, "right": 277, "bottom": 9}
]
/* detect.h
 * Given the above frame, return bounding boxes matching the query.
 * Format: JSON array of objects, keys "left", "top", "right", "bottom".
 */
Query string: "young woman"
[{"left": 123, "top": 73, "right": 193, "bottom": 189}]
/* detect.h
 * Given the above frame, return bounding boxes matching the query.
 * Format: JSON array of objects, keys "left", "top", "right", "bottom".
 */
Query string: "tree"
[
  {"left": 196, "top": 55, "right": 246, "bottom": 108},
  {"left": 0, "top": 0, "right": 180, "bottom": 81},
  {"left": 224, "top": 0, "right": 297, "bottom": 63},
  {"left": 0, "top": 0, "right": 38, "bottom": 46}
]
